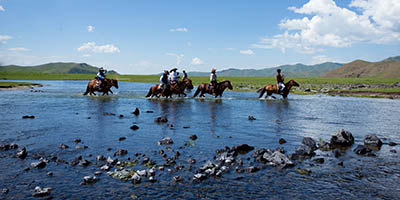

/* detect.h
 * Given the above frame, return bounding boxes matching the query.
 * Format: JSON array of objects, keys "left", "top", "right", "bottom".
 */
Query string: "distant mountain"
[
  {"left": 383, "top": 56, "right": 400, "bottom": 62},
  {"left": 189, "top": 62, "right": 343, "bottom": 77},
  {"left": 0, "top": 62, "right": 118, "bottom": 74},
  {"left": 323, "top": 58, "right": 400, "bottom": 78}
]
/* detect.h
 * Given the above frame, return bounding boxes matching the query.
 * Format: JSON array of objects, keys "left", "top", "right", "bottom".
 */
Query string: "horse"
[
  {"left": 257, "top": 79, "right": 299, "bottom": 99},
  {"left": 193, "top": 80, "right": 233, "bottom": 98},
  {"left": 83, "top": 79, "right": 119, "bottom": 96},
  {"left": 145, "top": 78, "right": 194, "bottom": 98}
]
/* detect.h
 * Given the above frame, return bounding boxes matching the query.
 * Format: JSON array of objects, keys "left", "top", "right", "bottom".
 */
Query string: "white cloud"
[
  {"left": 239, "top": 49, "right": 254, "bottom": 55},
  {"left": 76, "top": 42, "right": 120, "bottom": 53},
  {"left": 0, "top": 5, "right": 5, "bottom": 12},
  {"left": 252, "top": 0, "right": 400, "bottom": 53},
  {"left": 8, "top": 47, "right": 29, "bottom": 52},
  {"left": 87, "top": 25, "right": 95, "bottom": 32},
  {"left": 170, "top": 27, "right": 188, "bottom": 32},
  {"left": 191, "top": 57, "right": 204, "bottom": 65},
  {"left": 311, "top": 55, "right": 334, "bottom": 64},
  {"left": 166, "top": 53, "right": 184, "bottom": 65},
  {"left": 0, "top": 35, "right": 12, "bottom": 44},
  {"left": 82, "top": 54, "right": 91, "bottom": 57}
]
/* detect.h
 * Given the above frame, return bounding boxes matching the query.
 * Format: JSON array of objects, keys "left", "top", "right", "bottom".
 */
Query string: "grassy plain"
[{"left": 1, "top": 72, "right": 400, "bottom": 97}]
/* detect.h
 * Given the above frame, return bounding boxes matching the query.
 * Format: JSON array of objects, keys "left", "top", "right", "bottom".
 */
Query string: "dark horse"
[
  {"left": 257, "top": 79, "right": 299, "bottom": 99},
  {"left": 193, "top": 80, "right": 233, "bottom": 98},
  {"left": 83, "top": 79, "right": 119, "bottom": 96},
  {"left": 146, "top": 79, "right": 194, "bottom": 98}
]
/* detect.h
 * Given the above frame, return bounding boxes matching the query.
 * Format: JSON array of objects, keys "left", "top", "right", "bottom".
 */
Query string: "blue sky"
[{"left": 0, "top": 0, "right": 399, "bottom": 74}]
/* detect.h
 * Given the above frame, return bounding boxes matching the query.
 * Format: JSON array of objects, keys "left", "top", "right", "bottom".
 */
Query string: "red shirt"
[{"left": 276, "top": 74, "right": 284, "bottom": 83}]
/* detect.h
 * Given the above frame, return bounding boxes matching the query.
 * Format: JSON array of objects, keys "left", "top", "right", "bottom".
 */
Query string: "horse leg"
[
  {"left": 193, "top": 88, "right": 201, "bottom": 97},
  {"left": 258, "top": 88, "right": 266, "bottom": 98},
  {"left": 83, "top": 85, "right": 90, "bottom": 95}
]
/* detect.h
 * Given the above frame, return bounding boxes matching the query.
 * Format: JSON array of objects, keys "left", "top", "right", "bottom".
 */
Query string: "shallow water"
[{"left": 1, "top": 80, "right": 400, "bottom": 199}]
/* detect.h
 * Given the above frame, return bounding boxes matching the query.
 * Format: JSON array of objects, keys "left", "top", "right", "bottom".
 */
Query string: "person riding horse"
[
  {"left": 159, "top": 70, "right": 169, "bottom": 96},
  {"left": 182, "top": 70, "right": 188, "bottom": 80},
  {"left": 96, "top": 67, "right": 107, "bottom": 89},
  {"left": 210, "top": 68, "right": 217, "bottom": 95},
  {"left": 276, "top": 69, "right": 285, "bottom": 94}
]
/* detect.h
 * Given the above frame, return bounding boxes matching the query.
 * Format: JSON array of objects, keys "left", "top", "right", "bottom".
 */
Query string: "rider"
[
  {"left": 169, "top": 68, "right": 179, "bottom": 85},
  {"left": 96, "top": 67, "right": 107, "bottom": 89},
  {"left": 210, "top": 68, "right": 217, "bottom": 95},
  {"left": 160, "top": 70, "right": 169, "bottom": 94},
  {"left": 276, "top": 69, "right": 285, "bottom": 93},
  {"left": 182, "top": 70, "right": 188, "bottom": 80}
]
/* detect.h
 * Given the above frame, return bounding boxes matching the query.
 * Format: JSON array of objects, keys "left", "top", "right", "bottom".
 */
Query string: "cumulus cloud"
[
  {"left": 0, "top": 35, "right": 12, "bottom": 44},
  {"left": 87, "top": 25, "right": 95, "bottom": 32},
  {"left": 170, "top": 27, "right": 188, "bottom": 32},
  {"left": 239, "top": 49, "right": 254, "bottom": 55},
  {"left": 252, "top": 0, "right": 400, "bottom": 53},
  {"left": 8, "top": 47, "right": 29, "bottom": 52},
  {"left": 191, "top": 57, "right": 204, "bottom": 65},
  {"left": 0, "top": 5, "right": 5, "bottom": 12},
  {"left": 76, "top": 42, "right": 120, "bottom": 53},
  {"left": 166, "top": 53, "right": 184, "bottom": 65}
]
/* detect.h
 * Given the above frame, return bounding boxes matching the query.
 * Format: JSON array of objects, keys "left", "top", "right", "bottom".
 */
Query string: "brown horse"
[
  {"left": 145, "top": 79, "right": 194, "bottom": 98},
  {"left": 83, "top": 79, "right": 119, "bottom": 96},
  {"left": 257, "top": 79, "right": 299, "bottom": 99},
  {"left": 193, "top": 80, "right": 233, "bottom": 98}
]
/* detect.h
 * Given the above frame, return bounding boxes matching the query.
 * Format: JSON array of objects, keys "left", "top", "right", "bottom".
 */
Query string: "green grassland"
[{"left": 1, "top": 72, "right": 400, "bottom": 97}]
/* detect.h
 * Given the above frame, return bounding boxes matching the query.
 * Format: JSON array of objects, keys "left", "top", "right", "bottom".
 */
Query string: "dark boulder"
[
  {"left": 248, "top": 115, "right": 256, "bottom": 120},
  {"left": 81, "top": 176, "right": 98, "bottom": 185},
  {"left": 158, "top": 137, "right": 173, "bottom": 145},
  {"left": 189, "top": 134, "right": 198, "bottom": 140},
  {"left": 279, "top": 138, "right": 287, "bottom": 144},
  {"left": 114, "top": 149, "right": 128, "bottom": 156},
  {"left": 16, "top": 147, "right": 27, "bottom": 159},
  {"left": 22, "top": 115, "right": 35, "bottom": 119},
  {"left": 30, "top": 161, "right": 46, "bottom": 169},
  {"left": 294, "top": 145, "right": 315, "bottom": 157},
  {"left": 132, "top": 108, "right": 140, "bottom": 115},
  {"left": 330, "top": 129, "right": 354, "bottom": 147},
  {"left": 302, "top": 137, "right": 317, "bottom": 151},
  {"left": 154, "top": 116, "right": 168, "bottom": 123},
  {"left": 130, "top": 125, "right": 139, "bottom": 131},
  {"left": 58, "top": 144, "right": 69, "bottom": 149},
  {"left": 79, "top": 159, "right": 91, "bottom": 167},
  {"left": 73, "top": 139, "right": 81, "bottom": 143},
  {"left": 354, "top": 145, "right": 372, "bottom": 155},
  {"left": 364, "top": 134, "right": 382, "bottom": 149},
  {"left": 232, "top": 144, "right": 255, "bottom": 154}
]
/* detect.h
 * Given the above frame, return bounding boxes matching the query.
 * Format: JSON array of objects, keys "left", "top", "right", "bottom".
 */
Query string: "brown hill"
[{"left": 322, "top": 59, "right": 400, "bottom": 78}]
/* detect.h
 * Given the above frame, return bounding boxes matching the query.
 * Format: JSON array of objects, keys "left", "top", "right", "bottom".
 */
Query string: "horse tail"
[
  {"left": 145, "top": 87, "right": 153, "bottom": 97},
  {"left": 193, "top": 86, "right": 201, "bottom": 97},
  {"left": 258, "top": 87, "right": 266, "bottom": 98},
  {"left": 256, "top": 88, "right": 262, "bottom": 93}
]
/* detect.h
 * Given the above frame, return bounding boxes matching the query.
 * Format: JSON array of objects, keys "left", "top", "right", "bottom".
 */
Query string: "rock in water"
[
  {"left": 364, "top": 134, "right": 382, "bottom": 149},
  {"left": 330, "top": 129, "right": 354, "bottom": 147},
  {"left": 16, "top": 147, "right": 27, "bottom": 159},
  {"left": 32, "top": 186, "right": 52, "bottom": 197},
  {"left": 81, "top": 176, "right": 98, "bottom": 185},
  {"left": 263, "top": 150, "right": 294, "bottom": 167},
  {"left": 353, "top": 145, "right": 372, "bottom": 155},
  {"left": 30, "top": 161, "right": 46, "bottom": 169},
  {"left": 114, "top": 149, "right": 128, "bottom": 156},
  {"left": 189, "top": 134, "right": 198, "bottom": 140},
  {"left": 58, "top": 144, "right": 69, "bottom": 149},
  {"left": 22, "top": 115, "right": 35, "bottom": 119},
  {"left": 279, "top": 138, "right": 287, "bottom": 144},
  {"left": 154, "top": 116, "right": 168, "bottom": 123},
  {"left": 132, "top": 108, "right": 140, "bottom": 115},
  {"left": 232, "top": 144, "right": 255, "bottom": 154},
  {"left": 158, "top": 137, "right": 174, "bottom": 145},
  {"left": 248, "top": 115, "right": 256, "bottom": 120},
  {"left": 302, "top": 137, "right": 317, "bottom": 151},
  {"left": 130, "top": 125, "right": 139, "bottom": 131}
]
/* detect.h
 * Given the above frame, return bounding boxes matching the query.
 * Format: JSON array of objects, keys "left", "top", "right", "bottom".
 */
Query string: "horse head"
[
  {"left": 184, "top": 79, "right": 194, "bottom": 89},
  {"left": 111, "top": 79, "right": 119, "bottom": 89},
  {"left": 224, "top": 80, "right": 233, "bottom": 90},
  {"left": 287, "top": 80, "right": 299, "bottom": 87}
]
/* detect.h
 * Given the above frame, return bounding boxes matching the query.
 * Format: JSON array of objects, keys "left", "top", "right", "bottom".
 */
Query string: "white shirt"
[
  {"left": 210, "top": 73, "right": 217, "bottom": 82},
  {"left": 169, "top": 71, "right": 178, "bottom": 82}
]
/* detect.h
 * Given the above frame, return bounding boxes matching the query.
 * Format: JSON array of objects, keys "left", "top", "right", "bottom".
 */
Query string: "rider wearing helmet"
[
  {"left": 96, "top": 67, "right": 107, "bottom": 89},
  {"left": 276, "top": 69, "right": 285, "bottom": 93},
  {"left": 210, "top": 68, "right": 217, "bottom": 95}
]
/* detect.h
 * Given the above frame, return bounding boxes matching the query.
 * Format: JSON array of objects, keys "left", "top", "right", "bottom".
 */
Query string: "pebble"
[
  {"left": 22, "top": 115, "right": 35, "bottom": 119},
  {"left": 130, "top": 125, "right": 139, "bottom": 131},
  {"left": 279, "top": 138, "right": 287, "bottom": 144}
]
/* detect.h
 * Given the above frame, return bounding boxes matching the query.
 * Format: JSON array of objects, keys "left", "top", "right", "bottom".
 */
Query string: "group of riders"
[{"left": 93, "top": 66, "right": 287, "bottom": 96}]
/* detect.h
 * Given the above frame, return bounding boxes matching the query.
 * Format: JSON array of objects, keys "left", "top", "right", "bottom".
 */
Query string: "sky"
[{"left": 0, "top": 0, "right": 399, "bottom": 74}]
